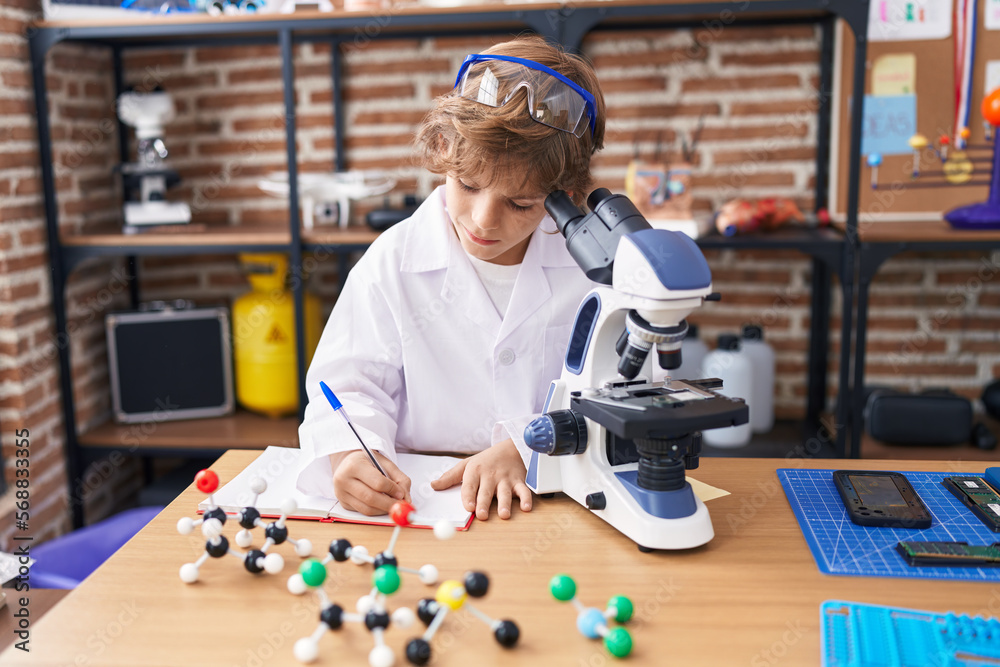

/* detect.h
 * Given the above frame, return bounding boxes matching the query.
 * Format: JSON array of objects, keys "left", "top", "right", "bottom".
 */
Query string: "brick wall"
[
  {"left": 47, "top": 41, "right": 146, "bottom": 527},
  {"left": 114, "top": 22, "right": 997, "bottom": 419},
  {"left": 0, "top": 0, "right": 144, "bottom": 550},
  {"left": 582, "top": 25, "right": 826, "bottom": 417},
  {"left": 118, "top": 25, "right": 829, "bottom": 420},
  {"left": 3, "top": 11, "right": 999, "bottom": 548},
  {"left": 0, "top": 0, "right": 71, "bottom": 548},
  {"left": 864, "top": 250, "right": 1000, "bottom": 404}
]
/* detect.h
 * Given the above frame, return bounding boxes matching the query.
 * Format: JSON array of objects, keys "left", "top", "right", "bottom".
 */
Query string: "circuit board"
[
  {"left": 896, "top": 540, "right": 1000, "bottom": 566},
  {"left": 943, "top": 476, "right": 1000, "bottom": 532}
]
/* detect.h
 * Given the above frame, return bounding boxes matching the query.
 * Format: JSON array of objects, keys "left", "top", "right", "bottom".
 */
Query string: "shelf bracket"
[
  {"left": 859, "top": 242, "right": 909, "bottom": 287},
  {"left": 28, "top": 26, "right": 67, "bottom": 61},
  {"left": 555, "top": 7, "right": 608, "bottom": 53},
  {"left": 519, "top": 9, "right": 562, "bottom": 43}
]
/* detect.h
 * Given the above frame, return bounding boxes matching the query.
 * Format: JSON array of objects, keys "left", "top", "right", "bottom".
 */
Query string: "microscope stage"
[{"left": 571, "top": 381, "right": 748, "bottom": 440}]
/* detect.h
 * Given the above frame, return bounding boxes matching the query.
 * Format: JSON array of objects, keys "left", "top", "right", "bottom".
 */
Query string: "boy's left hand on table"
[{"left": 431, "top": 439, "right": 532, "bottom": 521}]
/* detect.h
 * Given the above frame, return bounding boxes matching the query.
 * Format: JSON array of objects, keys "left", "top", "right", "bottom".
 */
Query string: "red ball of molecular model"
[{"left": 287, "top": 501, "right": 453, "bottom": 596}]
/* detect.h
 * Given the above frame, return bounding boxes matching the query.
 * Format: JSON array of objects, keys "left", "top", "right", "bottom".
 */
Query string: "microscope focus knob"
[{"left": 524, "top": 410, "right": 588, "bottom": 456}]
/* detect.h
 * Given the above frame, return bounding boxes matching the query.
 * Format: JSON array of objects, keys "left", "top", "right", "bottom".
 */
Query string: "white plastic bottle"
[
  {"left": 701, "top": 333, "right": 753, "bottom": 448},
  {"left": 741, "top": 324, "right": 776, "bottom": 434},
  {"left": 670, "top": 322, "right": 709, "bottom": 382}
]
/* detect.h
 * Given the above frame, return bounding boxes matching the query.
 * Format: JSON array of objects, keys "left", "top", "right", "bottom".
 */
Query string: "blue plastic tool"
[
  {"left": 984, "top": 467, "right": 1000, "bottom": 491},
  {"left": 821, "top": 600, "right": 1000, "bottom": 667}
]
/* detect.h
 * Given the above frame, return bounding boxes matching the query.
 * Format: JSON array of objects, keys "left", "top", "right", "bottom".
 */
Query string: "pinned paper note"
[
  {"left": 868, "top": 0, "right": 952, "bottom": 41},
  {"left": 987, "top": 0, "right": 1000, "bottom": 30},
  {"left": 987, "top": 61, "right": 1000, "bottom": 96},
  {"left": 872, "top": 54, "right": 917, "bottom": 96},
  {"left": 862, "top": 95, "right": 918, "bottom": 156}
]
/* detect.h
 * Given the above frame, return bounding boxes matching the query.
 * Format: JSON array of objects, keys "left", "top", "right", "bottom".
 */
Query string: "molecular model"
[
  {"left": 293, "top": 560, "right": 415, "bottom": 666},
  {"left": 549, "top": 574, "right": 634, "bottom": 658},
  {"left": 231, "top": 476, "right": 313, "bottom": 556},
  {"left": 287, "top": 501, "right": 453, "bottom": 596},
  {"left": 405, "top": 571, "right": 520, "bottom": 666},
  {"left": 176, "top": 469, "right": 313, "bottom": 583}
]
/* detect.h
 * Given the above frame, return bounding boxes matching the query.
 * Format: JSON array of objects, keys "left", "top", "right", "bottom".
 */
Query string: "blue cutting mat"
[{"left": 778, "top": 468, "right": 1000, "bottom": 581}]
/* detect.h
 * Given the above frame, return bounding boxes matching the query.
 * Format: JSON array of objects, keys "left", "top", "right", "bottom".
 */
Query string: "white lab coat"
[{"left": 296, "top": 186, "right": 597, "bottom": 499}]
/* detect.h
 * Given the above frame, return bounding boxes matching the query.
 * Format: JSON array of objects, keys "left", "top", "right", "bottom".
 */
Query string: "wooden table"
[
  {"left": 5, "top": 452, "right": 999, "bottom": 666},
  {"left": 0, "top": 590, "right": 69, "bottom": 655}
]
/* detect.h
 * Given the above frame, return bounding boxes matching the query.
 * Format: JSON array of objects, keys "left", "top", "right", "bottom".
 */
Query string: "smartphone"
[{"left": 832, "top": 470, "right": 932, "bottom": 529}]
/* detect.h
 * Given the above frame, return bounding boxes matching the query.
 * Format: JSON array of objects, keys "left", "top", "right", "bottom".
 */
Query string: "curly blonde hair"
[{"left": 415, "top": 36, "right": 606, "bottom": 205}]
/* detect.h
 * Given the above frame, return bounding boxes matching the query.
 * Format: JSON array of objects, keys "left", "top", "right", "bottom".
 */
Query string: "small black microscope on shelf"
[{"left": 524, "top": 189, "right": 748, "bottom": 551}]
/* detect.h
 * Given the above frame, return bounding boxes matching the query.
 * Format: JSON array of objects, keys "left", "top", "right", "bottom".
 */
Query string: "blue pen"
[{"left": 319, "top": 381, "right": 389, "bottom": 478}]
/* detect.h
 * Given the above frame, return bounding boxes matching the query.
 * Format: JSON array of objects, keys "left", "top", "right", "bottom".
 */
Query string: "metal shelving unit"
[
  {"left": 28, "top": 0, "right": 870, "bottom": 527},
  {"left": 698, "top": 224, "right": 848, "bottom": 452},
  {"left": 851, "top": 221, "right": 1000, "bottom": 458}
]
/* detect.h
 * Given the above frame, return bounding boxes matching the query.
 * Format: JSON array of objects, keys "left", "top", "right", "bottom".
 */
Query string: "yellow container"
[{"left": 233, "top": 253, "right": 322, "bottom": 418}]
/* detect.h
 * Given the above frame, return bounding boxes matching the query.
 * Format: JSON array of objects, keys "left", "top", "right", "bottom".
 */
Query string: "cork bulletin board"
[{"left": 830, "top": 1, "right": 999, "bottom": 222}]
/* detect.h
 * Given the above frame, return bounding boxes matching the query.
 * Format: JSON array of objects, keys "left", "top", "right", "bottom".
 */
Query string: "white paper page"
[
  {"left": 329, "top": 453, "right": 472, "bottom": 528},
  {"left": 198, "top": 447, "right": 336, "bottom": 518}
]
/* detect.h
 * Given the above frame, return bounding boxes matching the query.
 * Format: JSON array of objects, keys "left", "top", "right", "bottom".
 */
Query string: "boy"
[{"left": 297, "top": 35, "right": 606, "bottom": 521}]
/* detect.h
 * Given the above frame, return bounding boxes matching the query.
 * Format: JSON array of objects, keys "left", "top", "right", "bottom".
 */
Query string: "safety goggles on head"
[{"left": 453, "top": 54, "right": 597, "bottom": 138}]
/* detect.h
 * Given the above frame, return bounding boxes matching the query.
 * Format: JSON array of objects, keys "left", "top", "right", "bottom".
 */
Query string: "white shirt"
[
  {"left": 296, "top": 186, "right": 597, "bottom": 499},
  {"left": 467, "top": 254, "right": 519, "bottom": 317}
]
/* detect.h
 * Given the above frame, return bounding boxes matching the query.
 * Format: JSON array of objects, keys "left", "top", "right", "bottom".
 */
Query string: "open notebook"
[{"left": 197, "top": 446, "right": 474, "bottom": 530}]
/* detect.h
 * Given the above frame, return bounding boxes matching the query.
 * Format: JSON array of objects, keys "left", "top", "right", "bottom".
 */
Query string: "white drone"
[{"left": 258, "top": 170, "right": 396, "bottom": 229}]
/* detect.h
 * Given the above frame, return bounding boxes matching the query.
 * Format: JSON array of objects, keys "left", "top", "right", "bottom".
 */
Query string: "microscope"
[
  {"left": 524, "top": 189, "right": 748, "bottom": 551},
  {"left": 117, "top": 89, "right": 191, "bottom": 229}
]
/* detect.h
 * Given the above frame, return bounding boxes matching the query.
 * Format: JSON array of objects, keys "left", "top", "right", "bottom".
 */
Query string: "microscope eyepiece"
[
  {"left": 544, "top": 191, "right": 585, "bottom": 236},
  {"left": 547, "top": 188, "right": 653, "bottom": 286},
  {"left": 586, "top": 187, "right": 613, "bottom": 212}
]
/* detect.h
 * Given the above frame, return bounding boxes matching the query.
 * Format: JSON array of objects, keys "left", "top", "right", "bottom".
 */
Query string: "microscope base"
[
  {"left": 528, "top": 448, "right": 716, "bottom": 550},
  {"left": 565, "top": 474, "right": 714, "bottom": 551},
  {"left": 124, "top": 202, "right": 192, "bottom": 227}
]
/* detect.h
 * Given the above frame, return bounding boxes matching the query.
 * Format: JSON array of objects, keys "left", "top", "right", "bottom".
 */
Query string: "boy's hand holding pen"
[{"left": 321, "top": 382, "right": 412, "bottom": 515}]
